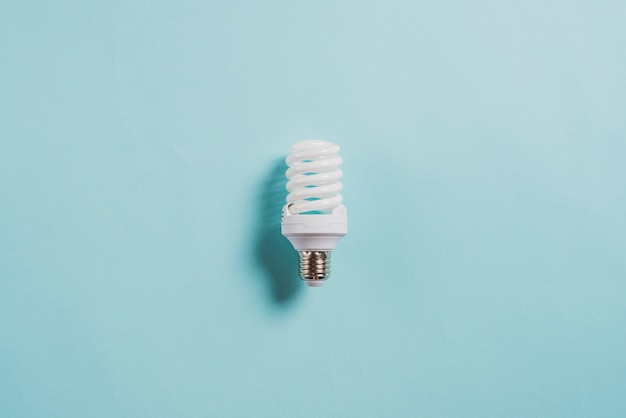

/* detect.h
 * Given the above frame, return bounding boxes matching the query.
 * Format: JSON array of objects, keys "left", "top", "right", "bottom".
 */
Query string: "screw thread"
[{"left": 298, "top": 251, "right": 331, "bottom": 283}]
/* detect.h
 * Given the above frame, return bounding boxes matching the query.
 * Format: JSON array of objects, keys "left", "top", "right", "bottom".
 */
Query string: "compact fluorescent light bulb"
[{"left": 281, "top": 140, "right": 348, "bottom": 287}]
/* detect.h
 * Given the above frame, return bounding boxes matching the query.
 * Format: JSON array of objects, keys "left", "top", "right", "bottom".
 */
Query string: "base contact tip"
[{"left": 303, "top": 280, "right": 326, "bottom": 287}]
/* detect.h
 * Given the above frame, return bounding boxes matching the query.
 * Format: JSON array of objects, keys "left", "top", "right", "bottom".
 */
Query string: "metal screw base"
[{"left": 298, "top": 251, "right": 331, "bottom": 285}]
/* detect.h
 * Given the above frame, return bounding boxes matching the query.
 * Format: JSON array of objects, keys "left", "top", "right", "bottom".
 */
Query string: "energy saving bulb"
[{"left": 281, "top": 140, "right": 348, "bottom": 287}]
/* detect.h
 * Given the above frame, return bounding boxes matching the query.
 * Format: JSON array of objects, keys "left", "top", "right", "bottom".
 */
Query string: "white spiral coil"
[{"left": 285, "top": 140, "right": 343, "bottom": 214}]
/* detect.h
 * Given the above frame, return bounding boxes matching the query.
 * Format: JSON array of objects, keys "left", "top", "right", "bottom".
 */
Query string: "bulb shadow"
[{"left": 254, "top": 158, "right": 301, "bottom": 305}]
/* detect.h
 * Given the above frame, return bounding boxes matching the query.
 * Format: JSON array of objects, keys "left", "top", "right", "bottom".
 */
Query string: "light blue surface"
[{"left": 1, "top": 1, "right": 625, "bottom": 417}]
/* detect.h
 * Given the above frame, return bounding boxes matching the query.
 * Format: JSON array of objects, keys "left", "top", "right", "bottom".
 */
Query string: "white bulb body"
[
  {"left": 281, "top": 140, "right": 348, "bottom": 286},
  {"left": 281, "top": 204, "right": 348, "bottom": 251}
]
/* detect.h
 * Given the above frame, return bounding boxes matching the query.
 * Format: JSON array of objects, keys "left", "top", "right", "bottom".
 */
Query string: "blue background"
[{"left": 1, "top": 1, "right": 625, "bottom": 417}]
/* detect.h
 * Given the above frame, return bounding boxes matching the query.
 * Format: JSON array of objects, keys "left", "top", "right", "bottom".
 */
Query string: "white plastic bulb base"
[{"left": 281, "top": 204, "right": 348, "bottom": 286}]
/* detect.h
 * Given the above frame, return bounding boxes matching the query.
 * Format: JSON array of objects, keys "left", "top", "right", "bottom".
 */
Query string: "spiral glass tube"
[{"left": 285, "top": 140, "right": 343, "bottom": 215}]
